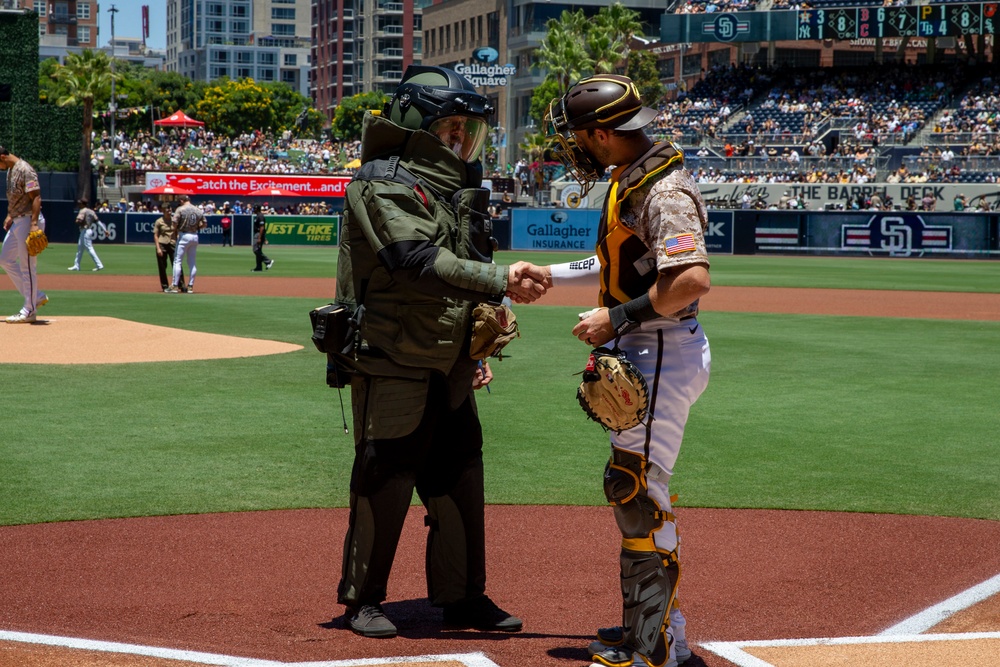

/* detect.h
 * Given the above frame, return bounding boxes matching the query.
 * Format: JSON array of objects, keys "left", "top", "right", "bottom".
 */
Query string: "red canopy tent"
[
  {"left": 142, "top": 185, "right": 195, "bottom": 196},
  {"left": 154, "top": 111, "right": 205, "bottom": 128},
  {"left": 247, "top": 188, "right": 303, "bottom": 197}
]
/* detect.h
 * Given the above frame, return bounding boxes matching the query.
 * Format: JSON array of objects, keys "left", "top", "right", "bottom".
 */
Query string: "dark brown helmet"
[{"left": 551, "top": 74, "right": 657, "bottom": 133}]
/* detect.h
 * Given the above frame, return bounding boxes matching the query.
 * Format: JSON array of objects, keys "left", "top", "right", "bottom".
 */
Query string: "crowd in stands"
[
  {"left": 93, "top": 196, "right": 334, "bottom": 217},
  {"left": 672, "top": 0, "right": 756, "bottom": 14},
  {"left": 89, "top": 65, "right": 1000, "bottom": 201},
  {"left": 96, "top": 127, "right": 362, "bottom": 177}
]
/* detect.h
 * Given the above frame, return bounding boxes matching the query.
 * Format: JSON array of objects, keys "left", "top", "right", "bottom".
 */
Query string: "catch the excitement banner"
[{"left": 144, "top": 172, "right": 351, "bottom": 198}]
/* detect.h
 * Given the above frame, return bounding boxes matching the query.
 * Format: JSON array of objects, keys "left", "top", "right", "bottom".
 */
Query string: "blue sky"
[{"left": 98, "top": 1, "right": 166, "bottom": 50}]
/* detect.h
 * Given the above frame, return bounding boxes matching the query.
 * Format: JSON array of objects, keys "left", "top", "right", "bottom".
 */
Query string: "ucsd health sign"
[{"left": 144, "top": 172, "right": 351, "bottom": 198}]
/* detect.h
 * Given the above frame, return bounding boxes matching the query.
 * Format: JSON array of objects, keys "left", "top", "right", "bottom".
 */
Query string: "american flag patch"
[
  {"left": 663, "top": 233, "right": 696, "bottom": 255},
  {"left": 25, "top": 180, "right": 39, "bottom": 191}
]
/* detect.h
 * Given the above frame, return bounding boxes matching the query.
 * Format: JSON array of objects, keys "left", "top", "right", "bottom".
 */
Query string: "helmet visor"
[{"left": 427, "top": 115, "right": 489, "bottom": 161}]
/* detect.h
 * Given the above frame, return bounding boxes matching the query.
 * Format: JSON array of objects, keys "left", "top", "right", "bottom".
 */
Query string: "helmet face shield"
[
  {"left": 428, "top": 114, "right": 489, "bottom": 162},
  {"left": 544, "top": 98, "right": 603, "bottom": 195}
]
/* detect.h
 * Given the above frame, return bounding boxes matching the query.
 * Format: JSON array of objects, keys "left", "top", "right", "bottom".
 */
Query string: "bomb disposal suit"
[{"left": 333, "top": 67, "right": 516, "bottom": 626}]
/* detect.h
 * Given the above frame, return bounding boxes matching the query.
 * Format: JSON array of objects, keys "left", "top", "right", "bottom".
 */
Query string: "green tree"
[
  {"left": 261, "top": 81, "right": 318, "bottom": 136},
  {"left": 52, "top": 49, "right": 113, "bottom": 202},
  {"left": 196, "top": 78, "right": 276, "bottom": 136},
  {"left": 626, "top": 50, "right": 665, "bottom": 108},
  {"left": 594, "top": 3, "right": 644, "bottom": 70},
  {"left": 331, "top": 91, "right": 388, "bottom": 141},
  {"left": 534, "top": 11, "right": 592, "bottom": 94},
  {"left": 528, "top": 78, "right": 562, "bottom": 131},
  {"left": 38, "top": 57, "right": 66, "bottom": 106}
]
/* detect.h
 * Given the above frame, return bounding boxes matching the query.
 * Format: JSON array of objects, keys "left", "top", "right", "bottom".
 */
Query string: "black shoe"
[
  {"left": 251, "top": 268, "right": 262, "bottom": 272},
  {"left": 346, "top": 604, "right": 397, "bottom": 638},
  {"left": 442, "top": 595, "right": 522, "bottom": 632}
]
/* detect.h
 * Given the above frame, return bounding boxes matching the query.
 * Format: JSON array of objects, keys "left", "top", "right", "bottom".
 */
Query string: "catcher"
[
  {"left": 530, "top": 75, "right": 713, "bottom": 667},
  {"left": 0, "top": 145, "right": 48, "bottom": 324}
]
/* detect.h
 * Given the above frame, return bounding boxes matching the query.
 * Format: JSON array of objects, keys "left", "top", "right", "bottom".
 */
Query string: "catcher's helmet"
[
  {"left": 542, "top": 74, "right": 656, "bottom": 195},
  {"left": 549, "top": 74, "right": 656, "bottom": 133},
  {"left": 385, "top": 65, "right": 495, "bottom": 161}
]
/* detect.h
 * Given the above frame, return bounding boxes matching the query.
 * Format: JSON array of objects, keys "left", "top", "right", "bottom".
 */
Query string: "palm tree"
[
  {"left": 594, "top": 3, "right": 644, "bottom": 70},
  {"left": 534, "top": 12, "right": 592, "bottom": 94},
  {"left": 52, "top": 50, "right": 113, "bottom": 203}
]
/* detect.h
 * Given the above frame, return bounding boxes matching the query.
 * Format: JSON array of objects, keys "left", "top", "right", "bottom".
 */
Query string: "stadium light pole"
[{"left": 108, "top": 4, "right": 118, "bottom": 165}]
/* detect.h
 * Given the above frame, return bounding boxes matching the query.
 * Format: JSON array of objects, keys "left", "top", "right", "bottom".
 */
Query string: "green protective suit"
[{"left": 335, "top": 111, "right": 509, "bottom": 609}]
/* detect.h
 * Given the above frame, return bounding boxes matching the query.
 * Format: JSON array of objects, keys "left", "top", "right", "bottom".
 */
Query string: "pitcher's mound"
[{"left": 0, "top": 316, "right": 302, "bottom": 364}]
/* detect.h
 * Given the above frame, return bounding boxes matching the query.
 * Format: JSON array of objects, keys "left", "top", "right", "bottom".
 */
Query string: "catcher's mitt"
[
  {"left": 26, "top": 228, "right": 48, "bottom": 256},
  {"left": 470, "top": 303, "right": 519, "bottom": 360},
  {"left": 577, "top": 347, "right": 649, "bottom": 433}
]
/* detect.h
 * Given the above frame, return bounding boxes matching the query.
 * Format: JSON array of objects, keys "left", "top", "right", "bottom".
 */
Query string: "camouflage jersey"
[
  {"left": 76, "top": 207, "right": 99, "bottom": 229},
  {"left": 5, "top": 159, "right": 40, "bottom": 218},
  {"left": 173, "top": 203, "right": 206, "bottom": 234},
  {"left": 596, "top": 142, "right": 709, "bottom": 320}
]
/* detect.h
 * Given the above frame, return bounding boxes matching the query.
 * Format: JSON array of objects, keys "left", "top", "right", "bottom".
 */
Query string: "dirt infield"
[{"left": 1, "top": 276, "right": 998, "bottom": 667}]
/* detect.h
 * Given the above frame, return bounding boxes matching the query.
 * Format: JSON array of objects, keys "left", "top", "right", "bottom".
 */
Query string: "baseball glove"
[
  {"left": 577, "top": 347, "right": 649, "bottom": 433},
  {"left": 470, "top": 303, "right": 519, "bottom": 360},
  {"left": 26, "top": 228, "right": 48, "bottom": 256}
]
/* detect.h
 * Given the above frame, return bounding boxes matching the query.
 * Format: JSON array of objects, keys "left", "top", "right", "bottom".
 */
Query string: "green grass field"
[{"left": 2, "top": 247, "right": 998, "bottom": 525}]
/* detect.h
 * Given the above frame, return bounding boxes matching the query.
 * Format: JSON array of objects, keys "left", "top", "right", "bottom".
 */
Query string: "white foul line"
[
  {"left": 0, "top": 630, "right": 501, "bottom": 667},
  {"left": 699, "top": 571, "right": 1000, "bottom": 667},
  {"left": 878, "top": 571, "right": 1000, "bottom": 636}
]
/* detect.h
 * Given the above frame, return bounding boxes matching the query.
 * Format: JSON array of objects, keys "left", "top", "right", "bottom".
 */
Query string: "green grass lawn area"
[{"left": 2, "top": 251, "right": 998, "bottom": 525}]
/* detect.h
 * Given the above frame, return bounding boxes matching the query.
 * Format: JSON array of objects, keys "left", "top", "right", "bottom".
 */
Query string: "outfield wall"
[
  {"left": 553, "top": 181, "right": 1000, "bottom": 213},
  {"left": 509, "top": 208, "right": 1000, "bottom": 258},
  {"left": 40, "top": 213, "right": 342, "bottom": 248}
]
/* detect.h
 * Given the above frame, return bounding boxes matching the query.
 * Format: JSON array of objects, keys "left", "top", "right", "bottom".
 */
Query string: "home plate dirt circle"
[{"left": 1, "top": 277, "right": 998, "bottom": 667}]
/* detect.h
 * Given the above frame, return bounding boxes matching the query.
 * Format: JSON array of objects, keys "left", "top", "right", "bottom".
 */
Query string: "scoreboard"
[
  {"left": 795, "top": 4, "right": 998, "bottom": 40},
  {"left": 661, "top": 2, "right": 998, "bottom": 43}
]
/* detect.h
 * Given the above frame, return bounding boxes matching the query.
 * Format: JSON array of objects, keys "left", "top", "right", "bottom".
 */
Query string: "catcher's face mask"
[{"left": 543, "top": 98, "right": 605, "bottom": 196}]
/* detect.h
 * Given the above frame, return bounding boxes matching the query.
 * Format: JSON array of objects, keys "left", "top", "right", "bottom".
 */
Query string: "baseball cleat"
[
  {"left": 6, "top": 311, "right": 36, "bottom": 323},
  {"left": 93, "top": 266, "right": 104, "bottom": 271},
  {"left": 266, "top": 259, "right": 274, "bottom": 270},
  {"left": 67, "top": 266, "right": 80, "bottom": 271},
  {"left": 36, "top": 294, "right": 49, "bottom": 308}
]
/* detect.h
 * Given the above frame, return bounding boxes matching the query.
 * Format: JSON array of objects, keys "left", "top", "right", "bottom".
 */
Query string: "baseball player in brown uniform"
[
  {"left": 534, "top": 75, "right": 712, "bottom": 667},
  {"left": 0, "top": 145, "right": 48, "bottom": 323},
  {"left": 168, "top": 194, "right": 206, "bottom": 293}
]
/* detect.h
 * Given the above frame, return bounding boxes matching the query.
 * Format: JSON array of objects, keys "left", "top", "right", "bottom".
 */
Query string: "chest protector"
[{"left": 596, "top": 143, "right": 684, "bottom": 308}]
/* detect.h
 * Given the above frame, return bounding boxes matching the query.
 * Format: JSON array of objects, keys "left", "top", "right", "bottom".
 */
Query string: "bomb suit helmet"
[
  {"left": 385, "top": 65, "right": 495, "bottom": 162},
  {"left": 544, "top": 74, "right": 658, "bottom": 194}
]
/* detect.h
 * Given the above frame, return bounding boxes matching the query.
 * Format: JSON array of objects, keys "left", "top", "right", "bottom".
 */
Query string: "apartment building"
[
  {"left": 311, "top": 0, "right": 429, "bottom": 122},
  {"left": 2, "top": 0, "right": 99, "bottom": 59},
  {"left": 166, "top": 0, "right": 311, "bottom": 96}
]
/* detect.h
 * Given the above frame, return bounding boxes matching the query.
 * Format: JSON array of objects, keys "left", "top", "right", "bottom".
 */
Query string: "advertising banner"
[
  {"left": 263, "top": 215, "right": 340, "bottom": 246},
  {"left": 510, "top": 208, "right": 599, "bottom": 252},
  {"left": 705, "top": 211, "right": 735, "bottom": 254},
  {"left": 144, "top": 172, "right": 351, "bottom": 198}
]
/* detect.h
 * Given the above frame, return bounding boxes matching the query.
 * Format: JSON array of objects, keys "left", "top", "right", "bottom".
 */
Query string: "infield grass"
[{"left": 2, "top": 249, "right": 998, "bottom": 525}]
